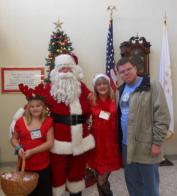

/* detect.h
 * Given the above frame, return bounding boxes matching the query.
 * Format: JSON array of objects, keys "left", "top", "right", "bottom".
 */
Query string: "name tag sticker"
[
  {"left": 99, "top": 110, "right": 110, "bottom": 120},
  {"left": 30, "top": 129, "right": 42, "bottom": 140}
]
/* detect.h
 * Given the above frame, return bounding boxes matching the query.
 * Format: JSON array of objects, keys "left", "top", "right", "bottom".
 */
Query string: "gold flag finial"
[
  {"left": 54, "top": 19, "right": 63, "bottom": 30},
  {"left": 107, "top": 5, "right": 116, "bottom": 20}
]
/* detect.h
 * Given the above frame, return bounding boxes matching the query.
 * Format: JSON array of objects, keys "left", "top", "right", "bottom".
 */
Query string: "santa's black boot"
[{"left": 70, "top": 192, "right": 82, "bottom": 196}]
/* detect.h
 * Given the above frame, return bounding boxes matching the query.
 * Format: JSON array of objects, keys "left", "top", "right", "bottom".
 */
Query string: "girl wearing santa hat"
[{"left": 88, "top": 73, "right": 122, "bottom": 196}]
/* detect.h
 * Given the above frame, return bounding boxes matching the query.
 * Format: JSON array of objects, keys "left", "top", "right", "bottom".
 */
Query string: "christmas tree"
[{"left": 45, "top": 20, "right": 73, "bottom": 76}]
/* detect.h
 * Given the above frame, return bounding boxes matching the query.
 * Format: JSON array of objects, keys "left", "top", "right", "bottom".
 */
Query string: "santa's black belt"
[{"left": 52, "top": 113, "right": 86, "bottom": 125}]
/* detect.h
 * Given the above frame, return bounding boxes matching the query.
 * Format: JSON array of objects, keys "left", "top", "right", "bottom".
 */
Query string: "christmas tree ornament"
[{"left": 53, "top": 19, "right": 63, "bottom": 30}]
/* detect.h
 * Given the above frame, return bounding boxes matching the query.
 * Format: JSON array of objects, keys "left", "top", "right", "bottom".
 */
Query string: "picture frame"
[{"left": 1, "top": 67, "right": 45, "bottom": 93}]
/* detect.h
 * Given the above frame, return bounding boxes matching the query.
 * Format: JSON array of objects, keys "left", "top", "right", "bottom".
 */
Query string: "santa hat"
[
  {"left": 92, "top": 73, "right": 110, "bottom": 86},
  {"left": 55, "top": 53, "right": 78, "bottom": 68},
  {"left": 53, "top": 53, "right": 83, "bottom": 80}
]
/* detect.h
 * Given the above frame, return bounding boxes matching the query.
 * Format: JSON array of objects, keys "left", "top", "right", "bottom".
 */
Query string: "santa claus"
[{"left": 43, "top": 53, "right": 95, "bottom": 196}]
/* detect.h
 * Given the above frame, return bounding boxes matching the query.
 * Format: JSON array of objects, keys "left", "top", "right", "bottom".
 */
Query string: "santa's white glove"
[{"left": 9, "top": 107, "right": 25, "bottom": 137}]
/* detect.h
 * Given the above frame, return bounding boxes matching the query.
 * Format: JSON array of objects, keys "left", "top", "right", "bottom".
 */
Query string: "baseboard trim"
[
  {"left": 0, "top": 161, "right": 16, "bottom": 167},
  {"left": 165, "top": 154, "right": 177, "bottom": 160}
]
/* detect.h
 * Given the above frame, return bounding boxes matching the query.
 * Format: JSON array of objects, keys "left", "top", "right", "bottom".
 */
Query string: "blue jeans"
[{"left": 122, "top": 144, "right": 159, "bottom": 196}]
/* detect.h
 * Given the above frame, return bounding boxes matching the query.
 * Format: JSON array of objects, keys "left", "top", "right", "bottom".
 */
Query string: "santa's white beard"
[{"left": 50, "top": 70, "right": 81, "bottom": 105}]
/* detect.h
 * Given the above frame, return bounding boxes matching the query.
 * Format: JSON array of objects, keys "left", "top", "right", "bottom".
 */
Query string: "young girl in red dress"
[
  {"left": 89, "top": 73, "right": 122, "bottom": 196},
  {"left": 11, "top": 84, "right": 54, "bottom": 196}
]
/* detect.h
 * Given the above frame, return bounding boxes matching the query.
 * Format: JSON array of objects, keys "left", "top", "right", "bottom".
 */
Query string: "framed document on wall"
[{"left": 1, "top": 67, "right": 44, "bottom": 93}]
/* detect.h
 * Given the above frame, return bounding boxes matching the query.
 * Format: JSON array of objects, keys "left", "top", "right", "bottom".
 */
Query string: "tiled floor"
[
  {"left": 1, "top": 159, "right": 177, "bottom": 196},
  {"left": 83, "top": 159, "right": 177, "bottom": 196}
]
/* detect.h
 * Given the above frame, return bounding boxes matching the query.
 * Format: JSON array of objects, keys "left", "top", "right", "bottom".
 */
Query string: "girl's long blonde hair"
[
  {"left": 24, "top": 99, "right": 48, "bottom": 125},
  {"left": 92, "top": 76, "right": 115, "bottom": 105}
]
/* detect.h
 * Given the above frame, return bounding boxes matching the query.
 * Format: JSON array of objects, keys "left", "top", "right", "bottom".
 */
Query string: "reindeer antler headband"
[{"left": 18, "top": 83, "right": 45, "bottom": 101}]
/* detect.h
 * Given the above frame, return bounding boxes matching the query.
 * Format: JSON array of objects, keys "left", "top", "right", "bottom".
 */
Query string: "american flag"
[{"left": 106, "top": 19, "right": 117, "bottom": 91}]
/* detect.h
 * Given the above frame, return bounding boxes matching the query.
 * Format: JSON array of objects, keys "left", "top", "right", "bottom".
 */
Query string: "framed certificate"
[{"left": 1, "top": 67, "right": 44, "bottom": 93}]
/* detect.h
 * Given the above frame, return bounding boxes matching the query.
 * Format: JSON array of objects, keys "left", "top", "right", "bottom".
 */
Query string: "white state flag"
[{"left": 159, "top": 19, "right": 174, "bottom": 138}]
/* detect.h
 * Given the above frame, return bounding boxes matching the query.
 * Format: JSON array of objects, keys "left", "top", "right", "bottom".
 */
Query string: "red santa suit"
[{"left": 43, "top": 72, "right": 95, "bottom": 195}]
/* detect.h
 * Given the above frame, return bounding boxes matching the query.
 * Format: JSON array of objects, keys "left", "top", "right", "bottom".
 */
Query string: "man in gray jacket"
[{"left": 116, "top": 56, "right": 170, "bottom": 196}]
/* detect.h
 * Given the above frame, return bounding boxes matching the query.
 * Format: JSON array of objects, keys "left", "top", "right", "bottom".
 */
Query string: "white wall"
[{"left": 0, "top": 0, "right": 177, "bottom": 162}]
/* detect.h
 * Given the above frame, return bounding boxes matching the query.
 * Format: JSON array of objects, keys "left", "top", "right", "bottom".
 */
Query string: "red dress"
[
  {"left": 89, "top": 97, "right": 122, "bottom": 175},
  {"left": 15, "top": 116, "right": 53, "bottom": 171}
]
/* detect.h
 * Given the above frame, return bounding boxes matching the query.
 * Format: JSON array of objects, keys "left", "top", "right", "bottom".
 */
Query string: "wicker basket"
[{"left": 0, "top": 157, "right": 39, "bottom": 196}]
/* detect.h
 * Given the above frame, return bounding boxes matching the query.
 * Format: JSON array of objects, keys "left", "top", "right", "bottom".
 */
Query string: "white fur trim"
[
  {"left": 70, "top": 99, "right": 83, "bottom": 145},
  {"left": 52, "top": 184, "right": 65, "bottom": 196},
  {"left": 57, "top": 64, "right": 75, "bottom": 71},
  {"left": 71, "top": 124, "right": 83, "bottom": 146},
  {"left": 9, "top": 107, "right": 25, "bottom": 137},
  {"left": 69, "top": 99, "right": 82, "bottom": 114},
  {"left": 55, "top": 54, "right": 76, "bottom": 68},
  {"left": 13, "top": 107, "right": 25, "bottom": 120},
  {"left": 9, "top": 120, "right": 16, "bottom": 137},
  {"left": 50, "top": 134, "right": 95, "bottom": 155},
  {"left": 92, "top": 73, "right": 110, "bottom": 86},
  {"left": 66, "top": 179, "right": 85, "bottom": 193},
  {"left": 73, "top": 66, "right": 84, "bottom": 80},
  {"left": 50, "top": 140, "right": 72, "bottom": 154},
  {"left": 73, "top": 134, "right": 95, "bottom": 155}
]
